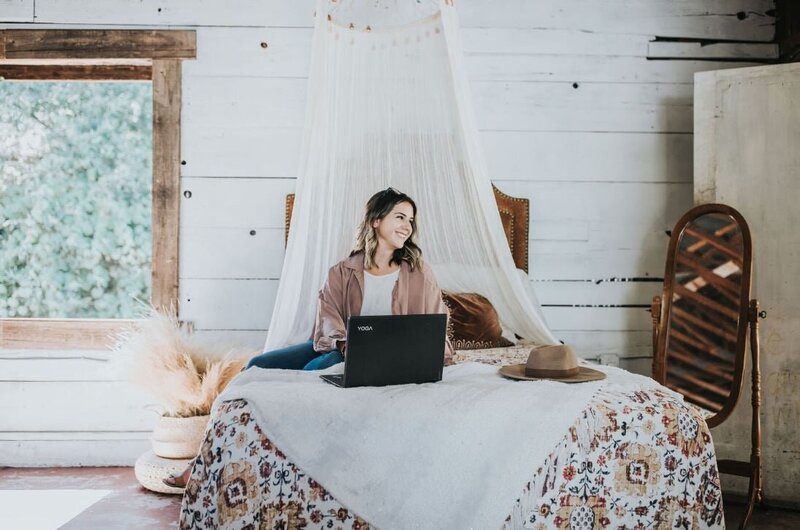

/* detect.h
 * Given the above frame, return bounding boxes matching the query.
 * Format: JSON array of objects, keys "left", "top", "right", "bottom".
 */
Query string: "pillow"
[
  {"left": 451, "top": 341, "right": 535, "bottom": 366},
  {"left": 441, "top": 291, "right": 514, "bottom": 350}
]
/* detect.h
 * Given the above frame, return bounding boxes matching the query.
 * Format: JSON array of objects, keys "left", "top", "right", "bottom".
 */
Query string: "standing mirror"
[{"left": 651, "top": 203, "right": 763, "bottom": 529}]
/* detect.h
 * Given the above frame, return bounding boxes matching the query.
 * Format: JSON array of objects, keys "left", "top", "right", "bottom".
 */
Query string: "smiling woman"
[
  {"left": 352, "top": 187, "right": 421, "bottom": 275},
  {"left": 164, "top": 186, "right": 454, "bottom": 488},
  {"left": 248, "top": 187, "right": 452, "bottom": 371}
]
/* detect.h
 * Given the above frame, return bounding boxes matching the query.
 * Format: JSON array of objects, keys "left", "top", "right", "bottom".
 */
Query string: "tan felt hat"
[{"left": 499, "top": 344, "right": 606, "bottom": 383}]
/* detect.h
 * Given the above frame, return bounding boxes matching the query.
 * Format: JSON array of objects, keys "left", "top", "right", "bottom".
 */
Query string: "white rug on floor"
[{"left": 0, "top": 489, "right": 110, "bottom": 529}]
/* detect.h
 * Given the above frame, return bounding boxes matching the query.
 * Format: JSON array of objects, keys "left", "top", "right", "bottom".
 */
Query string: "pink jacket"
[{"left": 312, "top": 252, "right": 454, "bottom": 365}]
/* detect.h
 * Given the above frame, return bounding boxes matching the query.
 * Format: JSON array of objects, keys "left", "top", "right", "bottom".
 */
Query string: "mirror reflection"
[{"left": 664, "top": 212, "right": 744, "bottom": 412}]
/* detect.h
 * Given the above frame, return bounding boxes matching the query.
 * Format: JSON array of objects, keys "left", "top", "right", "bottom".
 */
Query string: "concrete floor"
[
  {"left": 1, "top": 467, "right": 798, "bottom": 529},
  {"left": 0, "top": 467, "right": 181, "bottom": 529},
  {"left": 723, "top": 499, "right": 800, "bottom": 530}
]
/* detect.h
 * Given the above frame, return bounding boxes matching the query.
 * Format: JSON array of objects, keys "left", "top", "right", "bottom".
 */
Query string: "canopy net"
[{"left": 264, "top": 0, "right": 558, "bottom": 350}]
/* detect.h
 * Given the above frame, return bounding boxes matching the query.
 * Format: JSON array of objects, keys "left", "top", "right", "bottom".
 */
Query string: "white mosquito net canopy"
[{"left": 264, "top": 0, "right": 558, "bottom": 350}]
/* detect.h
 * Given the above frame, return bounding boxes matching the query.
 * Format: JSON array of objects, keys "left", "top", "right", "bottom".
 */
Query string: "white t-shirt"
[{"left": 360, "top": 269, "right": 399, "bottom": 316}]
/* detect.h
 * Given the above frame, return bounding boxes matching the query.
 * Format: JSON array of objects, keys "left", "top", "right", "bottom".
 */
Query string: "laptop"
[{"left": 320, "top": 313, "right": 447, "bottom": 388}]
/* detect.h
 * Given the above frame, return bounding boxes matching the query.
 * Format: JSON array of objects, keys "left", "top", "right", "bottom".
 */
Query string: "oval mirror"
[{"left": 656, "top": 204, "right": 752, "bottom": 428}]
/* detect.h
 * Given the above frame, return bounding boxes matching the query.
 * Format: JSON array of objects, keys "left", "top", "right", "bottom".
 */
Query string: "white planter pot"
[{"left": 151, "top": 414, "right": 210, "bottom": 459}]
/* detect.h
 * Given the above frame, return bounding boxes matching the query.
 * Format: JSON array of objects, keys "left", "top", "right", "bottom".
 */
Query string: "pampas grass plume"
[{"left": 113, "top": 307, "right": 256, "bottom": 417}]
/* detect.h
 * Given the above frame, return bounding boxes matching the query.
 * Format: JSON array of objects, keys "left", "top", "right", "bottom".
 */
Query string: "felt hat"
[{"left": 499, "top": 344, "right": 606, "bottom": 383}]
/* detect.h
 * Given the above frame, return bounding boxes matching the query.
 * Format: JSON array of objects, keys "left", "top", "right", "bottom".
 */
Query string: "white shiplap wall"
[{"left": 0, "top": 0, "right": 776, "bottom": 465}]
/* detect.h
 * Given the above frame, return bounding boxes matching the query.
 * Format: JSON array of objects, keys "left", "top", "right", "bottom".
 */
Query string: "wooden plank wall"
[{"left": 0, "top": 0, "right": 776, "bottom": 465}]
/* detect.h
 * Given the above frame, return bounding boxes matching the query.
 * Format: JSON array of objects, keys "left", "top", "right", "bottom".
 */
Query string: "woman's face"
[{"left": 372, "top": 201, "right": 414, "bottom": 251}]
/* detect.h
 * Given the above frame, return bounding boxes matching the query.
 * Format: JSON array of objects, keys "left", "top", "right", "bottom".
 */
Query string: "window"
[
  {"left": 1, "top": 81, "right": 153, "bottom": 319},
  {"left": 0, "top": 29, "right": 196, "bottom": 349}
]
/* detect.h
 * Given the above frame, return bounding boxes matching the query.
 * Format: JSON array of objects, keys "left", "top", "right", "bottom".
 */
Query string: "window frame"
[{"left": 0, "top": 29, "right": 196, "bottom": 349}]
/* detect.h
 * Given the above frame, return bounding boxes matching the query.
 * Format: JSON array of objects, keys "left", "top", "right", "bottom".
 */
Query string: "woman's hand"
[{"left": 335, "top": 340, "right": 347, "bottom": 355}]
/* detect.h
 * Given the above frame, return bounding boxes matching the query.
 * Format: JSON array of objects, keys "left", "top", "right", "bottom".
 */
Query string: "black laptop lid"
[{"left": 343, "top": 314, "right": 447, "bottom": 387}]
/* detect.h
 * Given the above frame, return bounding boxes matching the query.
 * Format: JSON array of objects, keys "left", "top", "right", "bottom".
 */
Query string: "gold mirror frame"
[
  {"left": 654, "top": 203, "right": 753, "bottom": 428},
  {"left": 651, "top": 202, "right": 763, "bottom": 528}
]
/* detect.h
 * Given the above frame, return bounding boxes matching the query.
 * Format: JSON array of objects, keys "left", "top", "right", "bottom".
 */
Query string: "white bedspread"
[{"left": 214, "top": 361, "right": 653, "bottom": 530}]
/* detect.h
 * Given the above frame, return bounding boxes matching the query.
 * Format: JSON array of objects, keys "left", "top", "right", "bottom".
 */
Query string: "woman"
[
  {"left": 165, "top": 187, "right": 452, "bottom": 487},
  {"left": 248, "top": 186, "right": 453, "bottom": 370}
]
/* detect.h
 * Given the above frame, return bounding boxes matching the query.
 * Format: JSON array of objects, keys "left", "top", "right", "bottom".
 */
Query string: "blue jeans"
[{"left": 246, "top": 340, "right": 344, "bottom": 371}]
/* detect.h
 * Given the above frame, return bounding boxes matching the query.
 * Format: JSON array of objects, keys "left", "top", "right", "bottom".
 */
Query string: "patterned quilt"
[{"left": 180, "top": 349, "right": 724, "bottom": 529}]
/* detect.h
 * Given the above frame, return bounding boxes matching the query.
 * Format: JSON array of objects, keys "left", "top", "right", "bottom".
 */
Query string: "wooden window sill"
[{"left": 0, "top": 319, "right": 141, "bottom": 350}]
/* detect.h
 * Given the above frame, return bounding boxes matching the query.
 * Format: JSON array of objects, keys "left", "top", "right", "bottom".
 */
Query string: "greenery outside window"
[
  {"left": 0, "top": 29, "right": 195, "bottom": 349},
  {"left": 1, "top": 81, "right": 153, "bottom": 319}
]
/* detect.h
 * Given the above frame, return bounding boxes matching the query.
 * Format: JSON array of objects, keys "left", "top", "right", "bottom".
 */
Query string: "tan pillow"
[{"left": 441, "top": 291, "right": 514, "bottom": 350}]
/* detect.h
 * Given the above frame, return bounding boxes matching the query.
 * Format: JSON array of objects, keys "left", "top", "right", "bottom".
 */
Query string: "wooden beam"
[
  {"left": 0, "top": 58, "right": 151, "bottom": 65},
  {"left": 0, "top": 319, "right": 137, "bottom": 350},
  {"left": 673, "top": 283, "right": 740, "bottom": 320},
  {"left": 0, "top": 64, "right": 151, "bottom": 81},
  {"left": 668, "top": 326, "right": 736, "bottom": 364},
  {"left": 684, "top": 226, "right": 744, "bottom": 262},
  {"left": 676, "top": 253, "right": 741, "bottom": 299},
  {"left": 669, "top": 325, "right": 712, "bottom": 352},
  {"left": 151, "top": 59, "right": 181, "bottom": 317},
  {"left": 672, "top": 305, "right": 739, "bottom": 343},
  {"left": 0, "top": 30, "right": 196, "bottom": 60},
  {"left": 674, "top": 296, "right": 739, "bottom": 333},
  {"left": 648, "top": 41, "right": 778, "bottom": 61},
  {"left": 669, "top": 367, "right": 731, "bottom": 399},
  {"left": 672, "top": 315, "right": 719, "bottom": 351},
  {"left": 668, "top": 348, "right": 733, "bottom": 382},
  {"left": 670, "top": 309, "right": 737, "bottom": 342},
  {"left": 667, "top": 381, "right": 724, "bottom": 412}
]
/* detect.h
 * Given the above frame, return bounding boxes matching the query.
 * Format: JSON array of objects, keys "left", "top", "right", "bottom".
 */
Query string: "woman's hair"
[{"left": 351, "top": 187, "right": 422, "bottom": 271}]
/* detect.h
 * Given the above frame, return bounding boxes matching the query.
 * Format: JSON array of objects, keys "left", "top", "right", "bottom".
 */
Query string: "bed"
[{"left": 179, "top": 189, "right": 724, "bottom": 529}]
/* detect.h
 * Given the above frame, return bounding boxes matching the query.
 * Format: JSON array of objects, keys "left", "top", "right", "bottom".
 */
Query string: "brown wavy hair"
[{"left": 351, "top": 188, "right": 422, "bottom": 271}]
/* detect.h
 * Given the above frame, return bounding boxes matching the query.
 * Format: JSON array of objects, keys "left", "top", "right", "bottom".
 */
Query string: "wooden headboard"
[{"left": 285, "top": 184, "right": 529, "bottom": 273}]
